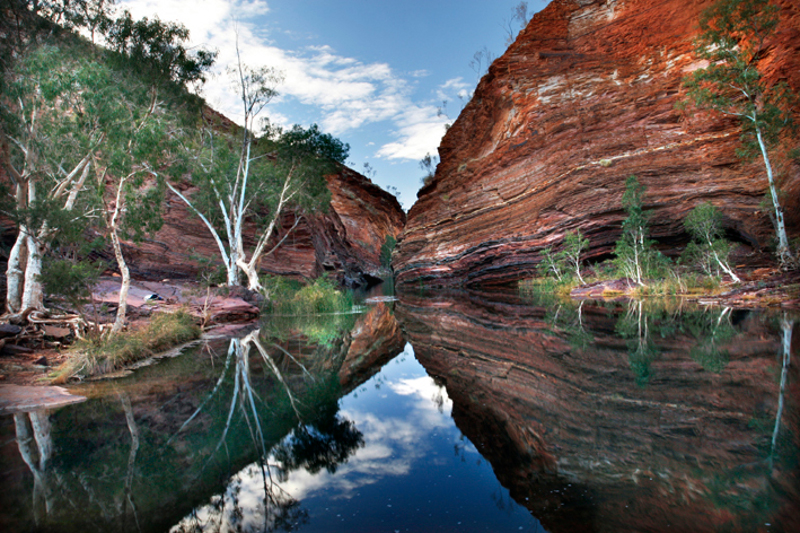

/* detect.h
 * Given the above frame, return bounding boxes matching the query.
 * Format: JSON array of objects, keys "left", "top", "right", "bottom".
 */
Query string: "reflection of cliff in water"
[
  {"left": 0, "top": 302, "right": 404, "bottom": 533},
  {"left": 396, "top": 291, "right": 800, "bottom": 533}
]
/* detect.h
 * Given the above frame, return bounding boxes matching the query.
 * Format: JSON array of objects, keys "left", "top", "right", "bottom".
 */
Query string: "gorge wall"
[{"left": 394, "top": 0, "right": 800, "bottom": 287}]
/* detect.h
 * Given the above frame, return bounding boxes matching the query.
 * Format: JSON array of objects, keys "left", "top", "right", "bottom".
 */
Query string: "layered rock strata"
[{"left": 395, "top": 0, "right": 800, "bottom": 287}]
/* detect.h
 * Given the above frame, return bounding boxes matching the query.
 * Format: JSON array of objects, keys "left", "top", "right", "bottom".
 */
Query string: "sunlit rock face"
[
  {"left": 394, "top": 0, "right": 800, "bottom": 287},
  {"left": 117, "top": 110, "right": 405, "bottom": 287},
  {"left": 395, "top": 291, "right": 800, "bottom": 533}
]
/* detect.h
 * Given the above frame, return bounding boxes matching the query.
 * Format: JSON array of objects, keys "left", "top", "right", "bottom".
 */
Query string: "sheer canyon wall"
[{"left": 395, "top": 0, "right": 800, "bottom": 287}]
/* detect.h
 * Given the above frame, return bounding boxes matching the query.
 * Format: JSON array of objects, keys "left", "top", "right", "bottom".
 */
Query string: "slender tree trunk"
[
  {"left": 707, "top": 235, "right": 741, "bottom": 282},
  {"left": 21, "top": 231, "right": 45, "bottom": 312},
  {"left": 110, "top": 180, "right": 129, "bottom": 336},
  {"left": 755, "top": 125, "right": 793, "bottom": 267},
  {"left": 110, "top": 228, "right": 130, "bottom": 335},
  {"left": 770, "top": 314, "right": 793, "bottom": 465},
  {"left": 6, "top": 227, "right": 27, "bottom": 314},
  {"left": 20, "top": 180, "right": 45, "bottom": 312}
]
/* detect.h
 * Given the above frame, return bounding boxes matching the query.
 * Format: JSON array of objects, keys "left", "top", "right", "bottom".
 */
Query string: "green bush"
[{"left": 266, "top": 275, "right": 353, "bottom": 316}]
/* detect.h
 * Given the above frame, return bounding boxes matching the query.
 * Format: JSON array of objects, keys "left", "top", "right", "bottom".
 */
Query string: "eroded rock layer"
[
  {"left": 395, "top": 0, "right": 800, "bottom": 287},
  {"left": 396, "top": 291, "right": 800, "bottom": 533}
]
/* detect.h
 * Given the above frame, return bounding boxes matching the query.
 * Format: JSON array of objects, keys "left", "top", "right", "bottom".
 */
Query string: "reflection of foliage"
[
  {"left": 685, "top": 307, "right": 736, "bottom": 373},
  {"left": 615, "top": 301, "right": 675, "bottom": 387},
  {"left": 546, "top": 301, "right": 592, "bottom": 352},
  {"left": 704, "top": 468, "right": 775, "bottom": 526},
  {"left": 262, "top": 310, "right": 358, "bottom": 348},
  {"left": 273, "top": 402, "right": 364, "bottom": 481}
]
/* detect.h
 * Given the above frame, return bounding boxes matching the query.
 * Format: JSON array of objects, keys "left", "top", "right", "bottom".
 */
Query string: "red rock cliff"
[{"left": 394, "top": 0, "right": 800, "bottom": 287}]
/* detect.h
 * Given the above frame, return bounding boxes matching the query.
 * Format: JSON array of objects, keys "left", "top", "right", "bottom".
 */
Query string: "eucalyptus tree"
[
  {"left": 684, "top": 202, "right": 741, "bottom": 282},
  {"left": 168, "top": 52, "right": 348, "bottom": 293},
  {"left": 92, "top": 12, "right": 214, "bottom": 333},
  {"left": 683, "top": 0, "right": 797, "bottom": 268},
  {"left": 1, "top": 11, "right": 213, "bottom": 332},
  {"left": 2, "top": 45, "right": 106, "bottom": 314},
  {"left": 613, "top": 176, "right": 659, "bottom": 286}
]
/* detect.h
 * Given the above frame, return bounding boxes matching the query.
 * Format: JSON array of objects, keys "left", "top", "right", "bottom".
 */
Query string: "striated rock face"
[
  {"left": 118, "top": 163, "right": 405, "bottom": 287},
  {"left": 395, "top": 291, "right": 800, "bottom": 533},
  {"left": 395, "top": 0, "right": 800, "bottom": 287}
]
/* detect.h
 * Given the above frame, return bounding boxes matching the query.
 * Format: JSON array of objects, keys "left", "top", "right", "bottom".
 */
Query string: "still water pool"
[{"left": 1, "top": 293, "right": 797, "bottom": 532}]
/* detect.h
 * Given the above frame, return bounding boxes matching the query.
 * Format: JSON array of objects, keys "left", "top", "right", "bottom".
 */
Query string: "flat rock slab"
[{"left": 0, "top": 384, "right": 87, "bottom": 414}]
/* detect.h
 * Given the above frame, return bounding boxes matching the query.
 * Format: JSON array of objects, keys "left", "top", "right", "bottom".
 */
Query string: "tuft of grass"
[{"left": 51, "top": 310, "right": 201, "bottom": 383}]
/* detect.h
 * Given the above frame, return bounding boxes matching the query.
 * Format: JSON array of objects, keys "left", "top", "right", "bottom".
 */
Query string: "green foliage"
[
  {"left": 380, "top": 234, "right": 397, "bottom": 270},
  {"left": 52, "top": 310, "right": 201, "bottom": 382},
  {"left": 537, "top": 245, "right": 565, "bottom": 282},
  {"left": 40, "top": 258, "right": 104, "bottom": 312},
  {"left": 683, "top": 203, "right": 739, "bottom": 280},
  {"left": 103, "top": 9, "right": 216, "bottom": 88},
  {"left": 613, "top": 176, "right": 669, "bottom": 284},
  {"left": 261, "top": 275, "right": 358, "bottom": 347},
  {"left": 562, "top": 229, "right": 589, "bottom": 283},
  {"left": 683, "top": 0, "right": 792, "bottom": 153},
  {"left": 537, "top": 231, "right": 589, "bottom": 284},
  {"left": 291, "top": 277, "right": 354, "bottom": 315},
  {"left": 265, "top": 275, "right": 353, "bottom": 316}
]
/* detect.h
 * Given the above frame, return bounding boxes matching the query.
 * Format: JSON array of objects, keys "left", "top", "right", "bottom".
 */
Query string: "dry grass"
[{"left": 51, "top": 310, "right": 201, "bottom": 383}]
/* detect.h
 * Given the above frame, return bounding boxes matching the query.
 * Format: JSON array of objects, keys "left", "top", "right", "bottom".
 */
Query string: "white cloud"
[
  {"left": 119, "top": 0, "right": 416, "bottom": 136},
  {"left": 375, "top": 105, "right": 449, "bottom": 161},
  {"left": 118, "top": 0, "right": 450, "bottom": 166}
]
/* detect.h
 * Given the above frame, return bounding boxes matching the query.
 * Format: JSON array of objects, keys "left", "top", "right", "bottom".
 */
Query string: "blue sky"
[{"left": 118, "top": 0, "right": 548, "bottom": 209}]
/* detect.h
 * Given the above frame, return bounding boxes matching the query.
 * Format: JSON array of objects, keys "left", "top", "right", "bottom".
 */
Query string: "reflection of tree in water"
[
  {"left": 14, "top": 410, "right": 54, "bottom": 527},
  {"left": 172, "top": 325, "right": 363, "bottom": 533},
  {"left": 272, "top": 401, "right": 364, "bottom": 481},
  {"left": 522, "top": 289, "right": 592, "bottom": 352},
  {"left": 700, "top": 314, "right": 794, "bottom": 527},
  {"left": 615, "top": 301, "right": 662, "bottom": 387},
  {"left": 685, "top": 307, "right": 736, "bottom": 373}
]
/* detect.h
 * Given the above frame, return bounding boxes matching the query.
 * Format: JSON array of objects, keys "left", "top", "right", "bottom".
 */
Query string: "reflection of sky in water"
[{"left": 173, "top": 343, "right": 547, "bottom": 533}]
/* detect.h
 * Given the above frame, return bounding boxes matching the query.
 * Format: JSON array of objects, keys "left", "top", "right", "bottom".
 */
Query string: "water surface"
[{"left": 1, "top": 294, "right": 797, "bottom": 533}]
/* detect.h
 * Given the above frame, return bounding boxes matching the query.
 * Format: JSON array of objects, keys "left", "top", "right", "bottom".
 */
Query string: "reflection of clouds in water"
[
  {"left": 171, "top": 463, "right": 302, "bottom": 533},
  {"left": 172, "top": 358, "right": 456, "bottom": 530},
  {"left": 280, "top": 372, "right": 452, "bottom": 501}
]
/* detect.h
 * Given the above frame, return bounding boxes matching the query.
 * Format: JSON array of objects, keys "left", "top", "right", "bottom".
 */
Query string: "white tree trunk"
[
  {"left": 21, "top": 231, "right": 45, "bottom": 312},
  {"left": 6, "top": 228, "right": 28, "bottom": 314},
  {"left": 109, "top": 177, "right": 130, "bottom": 336},
  {"left": 110, "top": 228, "right": 130, "bottom": 335},
  {"left": 755, "top": 125, "right": 793, "bottom": 266}
]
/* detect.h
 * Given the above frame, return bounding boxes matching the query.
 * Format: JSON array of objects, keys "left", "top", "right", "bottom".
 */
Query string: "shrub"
[
  {"left": 683, "top": 202, "right": 740, "bottom": 282},
  {"left": 266, "top": 275, "right": 353, "bottom": 316},
  {"left": 380, "top": 234, "right": 397, "bottom": 270}
]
